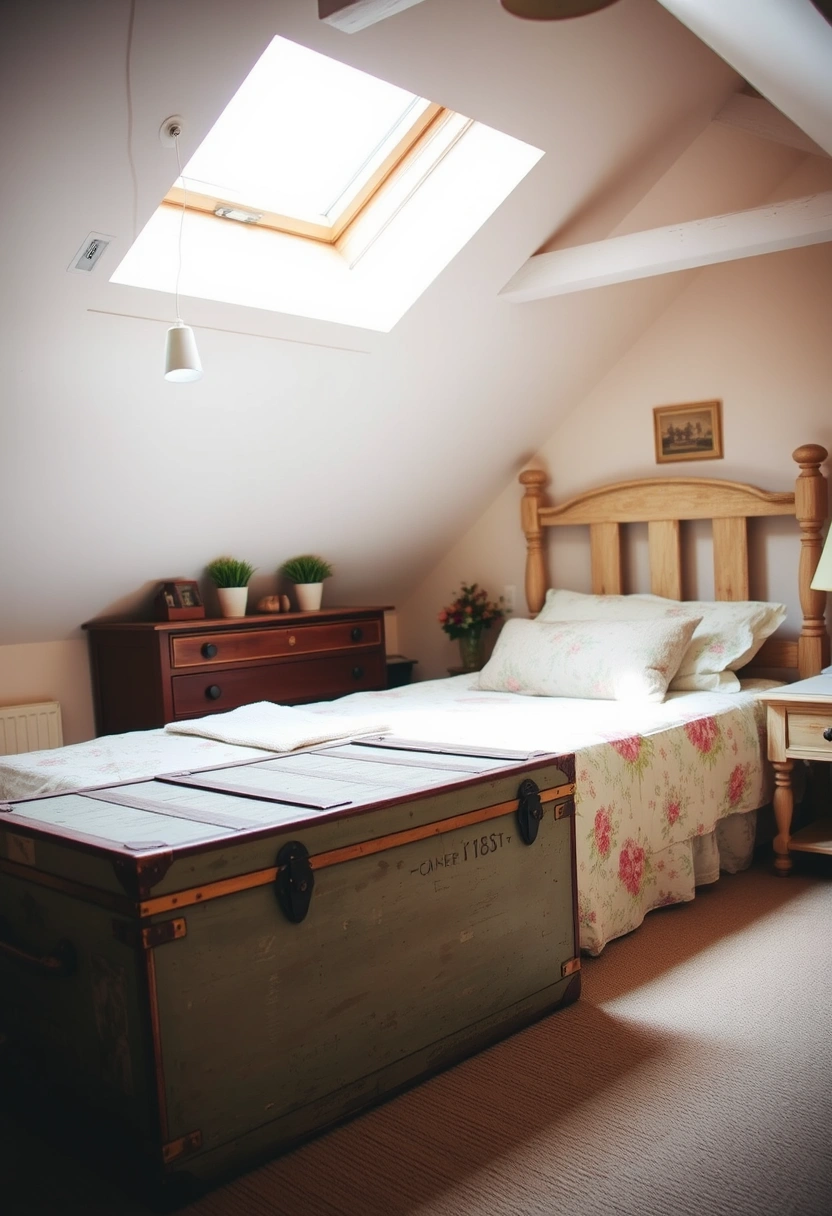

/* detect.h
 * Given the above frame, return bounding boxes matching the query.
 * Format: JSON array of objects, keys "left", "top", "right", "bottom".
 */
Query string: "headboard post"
[
  {"left": 519, "top": 468, "right": 548, "bottom": 614},
  {"left": 792, "top": 443, "right": 829, "bottom": 678}
]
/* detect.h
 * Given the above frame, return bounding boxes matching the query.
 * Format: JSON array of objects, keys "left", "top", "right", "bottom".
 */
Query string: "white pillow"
[
  {"left": 476, "top": 616, "right": 701, "bottom": 703},
  {"left": 536, "top": 589, "right": 786, "bottom": 692}
]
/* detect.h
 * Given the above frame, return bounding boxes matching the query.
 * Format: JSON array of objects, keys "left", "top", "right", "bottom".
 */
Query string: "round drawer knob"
[
  {"left": 201, "top": 643, "right": 218, "bottom": 659},
  {"left": 350, "top": 627, "right": 363, "bottom": 642},
  {"left": 352, "top": 666, "right": 364, "bottom": 681},
  {"left": 823, "top": 727, "right": 832, "bottom": 742},
  {"left": 206, "top": 685, "right": 223, "bottom": 700},
  {"left": 288, "top": 635, "right": 297, "bottom": 647}
]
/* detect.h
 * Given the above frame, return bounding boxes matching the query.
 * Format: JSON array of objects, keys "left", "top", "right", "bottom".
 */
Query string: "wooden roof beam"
[
  {"left": 714, "top": 93, "right": 828, "bottom": 157},
  {"left": 318, "top": 0, "right": 428, "bottom": 32},
  {"left": 500, "top": 191, "right": 832, "bottom": 302}
]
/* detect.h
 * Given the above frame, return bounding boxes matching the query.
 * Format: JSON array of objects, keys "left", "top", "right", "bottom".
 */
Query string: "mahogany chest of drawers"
[{"left": 83, "top": 608, "right": 390, "bottom": 736}]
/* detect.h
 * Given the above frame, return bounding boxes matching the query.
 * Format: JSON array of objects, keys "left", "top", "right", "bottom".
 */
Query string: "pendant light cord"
[{"left": 172, "top": 128, "right": 186, "bottom": 324}]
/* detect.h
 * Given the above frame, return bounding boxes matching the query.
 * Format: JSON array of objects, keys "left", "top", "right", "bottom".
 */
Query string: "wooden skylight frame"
[{"left": 163, "top": 101, "right": 446, "bottom": 246}]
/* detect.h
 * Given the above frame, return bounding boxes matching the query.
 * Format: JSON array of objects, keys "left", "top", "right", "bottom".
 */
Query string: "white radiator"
[{"left": 0, "top": 701, "right": 63, "bottom": 756}]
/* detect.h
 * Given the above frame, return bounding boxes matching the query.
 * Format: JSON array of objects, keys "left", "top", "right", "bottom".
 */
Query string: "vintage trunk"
[{"left": 0, "top": 738, "right": 578, "bottom": 1198}]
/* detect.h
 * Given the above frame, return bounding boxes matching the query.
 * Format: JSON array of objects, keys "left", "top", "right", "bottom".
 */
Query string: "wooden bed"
[{"left": 519, "top": 442, "right": 829, "bottom": 679}]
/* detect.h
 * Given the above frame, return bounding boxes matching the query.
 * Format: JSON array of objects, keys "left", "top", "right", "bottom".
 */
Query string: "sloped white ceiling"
[{"left": 0, "top": 0, "right": 772, "bottom": 643}]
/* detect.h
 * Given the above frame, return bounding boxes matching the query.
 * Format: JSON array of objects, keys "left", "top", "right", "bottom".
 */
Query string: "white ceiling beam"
[
  {"left": 714, "top": 93, "right": 827, "bottom": 157},
  {"left": 500, "top": 191, "right": 832, "bottom": 302},
  {"left": 657, "top": 0, "right": 832, "bottom": 157},
  {"left": 318, "top": 0, "right": 428, "bottom": 32}
]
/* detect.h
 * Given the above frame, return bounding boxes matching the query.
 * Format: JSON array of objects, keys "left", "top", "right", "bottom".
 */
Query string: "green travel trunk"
[{"left": 0, "top": 737, "right": 578, "bottom": 1198}]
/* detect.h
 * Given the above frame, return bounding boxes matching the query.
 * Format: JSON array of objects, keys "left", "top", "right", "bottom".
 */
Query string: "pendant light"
[
  {"left": 500, "top": 0, "right": 620, "bottom": 17},
  {"left": 163, "top": 119, "right": 203, "bottom": 383}
]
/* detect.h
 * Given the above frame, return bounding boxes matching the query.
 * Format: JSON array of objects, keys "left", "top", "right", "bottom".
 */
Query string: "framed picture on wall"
[{"left": 653, "top": 399, "right": 723, "bottom": 464}]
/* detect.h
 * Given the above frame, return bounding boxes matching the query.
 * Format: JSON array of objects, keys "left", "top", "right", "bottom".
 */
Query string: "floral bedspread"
[
  {"left": 313, "top": 676, "right": 776, "bottom": 954},
  {"left": 0, "top": 676, "right": 776, "bottom": 954}
]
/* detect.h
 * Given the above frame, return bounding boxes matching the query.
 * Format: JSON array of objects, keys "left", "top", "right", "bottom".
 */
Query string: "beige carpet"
[{"left": 4, "top": 858, "right": 831, "bottom": 1216}]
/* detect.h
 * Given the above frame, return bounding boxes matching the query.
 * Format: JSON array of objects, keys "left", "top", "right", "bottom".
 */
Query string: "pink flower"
[
  {"left": 594, "top": 808, "right": 612, "bottom": 857},
  {"left": 665, "top": 799, "right": 681, "bottom": 826},
  {"left": 619, "top": 839, "right": 645, "bottom": 896},
  {"left": 685, "top": 716, "right": 719, "bottom": 754},
  {"left": 728, "top": 764, "right": 747, "bottom": 807},
  {"left": 612, "top": 736, "right": 642, "bottom": 764}
]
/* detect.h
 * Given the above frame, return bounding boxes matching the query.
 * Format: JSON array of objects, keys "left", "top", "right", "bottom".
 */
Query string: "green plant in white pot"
[
  {"left": 207, "top": 556, "right": 256, "bottom": 619},
  {"left": 280, "top": 554, "right": 333, "bottom": 612}
]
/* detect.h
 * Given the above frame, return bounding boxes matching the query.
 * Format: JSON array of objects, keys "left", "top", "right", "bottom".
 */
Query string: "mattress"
[{"left": 0, "top": 675, "right": 778, "bottom": 954}]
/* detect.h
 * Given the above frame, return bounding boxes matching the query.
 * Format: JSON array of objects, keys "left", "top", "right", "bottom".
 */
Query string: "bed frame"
[{"left": 520, "top": 443, "right": 829, "bottom": 680}]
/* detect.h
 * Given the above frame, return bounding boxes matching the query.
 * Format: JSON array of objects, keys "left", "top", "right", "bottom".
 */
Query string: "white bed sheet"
[{"left": 0, "top": 675, "right": 778, "bottom": 954}]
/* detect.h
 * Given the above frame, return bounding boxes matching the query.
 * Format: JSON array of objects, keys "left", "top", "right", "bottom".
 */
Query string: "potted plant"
[
  {"left": 279, "top": 554, "right": 333, "bottom": 611},
  {"left": 207, "top": 556, "right": 256, "bottom": 618}
]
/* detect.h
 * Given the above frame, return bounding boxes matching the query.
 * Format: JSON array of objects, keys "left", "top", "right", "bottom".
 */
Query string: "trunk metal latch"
[
  {"left": 276, "top": 841, "right": 314, "bottom": 923},
  {"left": 516, "top": 778, "right": 544, "bottom": 845}
]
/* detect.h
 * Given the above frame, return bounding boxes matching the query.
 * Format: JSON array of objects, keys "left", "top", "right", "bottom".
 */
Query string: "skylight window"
[
  {"left": 165, "top": 36, "right": 442, "bottom": 242},
  {"left": 113, "top": 35, "right": 544, "bottom": 332}
]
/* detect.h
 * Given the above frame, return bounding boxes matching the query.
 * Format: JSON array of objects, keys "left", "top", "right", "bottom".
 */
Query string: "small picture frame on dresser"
[{"left": 154, "top": 580, "right": 206, "bottom": 621}]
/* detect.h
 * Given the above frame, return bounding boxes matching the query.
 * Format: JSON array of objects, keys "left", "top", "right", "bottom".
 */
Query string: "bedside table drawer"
[
  {"left": 170, "top": 620, "right": 382, "bottom": 668},
  {"left": 786, "top": 709, "right": 832, "bottom": 756}
]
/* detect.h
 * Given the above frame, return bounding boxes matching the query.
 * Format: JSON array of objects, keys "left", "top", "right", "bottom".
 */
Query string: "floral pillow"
[
  {"left": 536, "top": 589, "right": 786, "bottom": 692},
  {"left": 476, "top": 616, "right": 701, "bottom": 702}
]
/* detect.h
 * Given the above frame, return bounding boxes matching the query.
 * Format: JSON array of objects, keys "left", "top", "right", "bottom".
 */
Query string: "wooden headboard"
[{"left": 519, "top": 443, "right": 829, "bottom": 680}]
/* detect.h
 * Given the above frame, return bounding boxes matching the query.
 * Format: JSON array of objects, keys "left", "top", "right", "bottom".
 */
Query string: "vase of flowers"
[{"left": 438, "top": 582, "right": 505, "bottom": 671}]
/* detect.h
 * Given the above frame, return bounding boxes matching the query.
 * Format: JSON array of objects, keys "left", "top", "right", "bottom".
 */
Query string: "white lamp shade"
[
  {"left": 164, "top": 322, "right": 203, "bottom": 383},
  {"left": 500, "top": 0, "right": 619, "bottom": 17},
  {"left": 811, "top": 530, "right": 832, "bottom": 591}
]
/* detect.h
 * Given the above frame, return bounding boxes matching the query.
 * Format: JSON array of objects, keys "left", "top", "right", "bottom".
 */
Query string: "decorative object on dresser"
[
  {"left": 154, "top": 579, "right": 205, "bottom": 621},
  {"left": 82, "top": 607, "right": 391, "bottom": 735},
  {"left": 279, "top": 554, "right": 334, "bottom": 611},
  {"left": 653, "top": 399, "right": 723, "bottom": 464},
  {"left": 256, "top": 594, "right": 292, "bottom": 613},
  {"left": 206, "top": 555, "right": 256, "bottom": 618},
  {"left": 438, "top": 582, "right": 506, "bottom": 672}
]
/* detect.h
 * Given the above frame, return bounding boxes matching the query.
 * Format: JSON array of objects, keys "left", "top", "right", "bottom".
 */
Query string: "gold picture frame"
[{"left": 653, "top": 399, "right": 723, "bottom": 464}]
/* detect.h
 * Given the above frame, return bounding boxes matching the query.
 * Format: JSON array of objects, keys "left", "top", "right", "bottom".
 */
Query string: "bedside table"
[{"left": 759, "top": 675, "right": 832, "bottom": 875}]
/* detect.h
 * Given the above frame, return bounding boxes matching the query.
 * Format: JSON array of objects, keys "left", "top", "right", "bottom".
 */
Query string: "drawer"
[
  {"left": 786, "top": 709, "right": 832, "bottom": 756},
  {"left": 170, "top": 620, "right": 382, "bottom": 669},
  {"left": 171, "top": 652, "right": 387, "bottom": 717}
]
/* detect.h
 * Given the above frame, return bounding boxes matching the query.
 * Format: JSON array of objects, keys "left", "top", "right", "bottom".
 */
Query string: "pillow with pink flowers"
[
  {"left": 476, "top": 616, "right": 701, "bottom": 702},
  {"left": 536, "top": 589, "right": 786, "bottom": 692}
]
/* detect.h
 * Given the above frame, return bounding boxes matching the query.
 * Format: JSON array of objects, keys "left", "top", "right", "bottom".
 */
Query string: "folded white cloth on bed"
[{"left": 164, "top": 701, "right": 389, "bottom": 752}]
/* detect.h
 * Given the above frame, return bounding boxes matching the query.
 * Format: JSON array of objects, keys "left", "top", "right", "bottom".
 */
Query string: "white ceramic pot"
[
  {"left": 295, "top": 582, "right": 323, "bottom": 611},
  {"left": 217, "top": 586, "right": 249, "bottom": 618}
]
